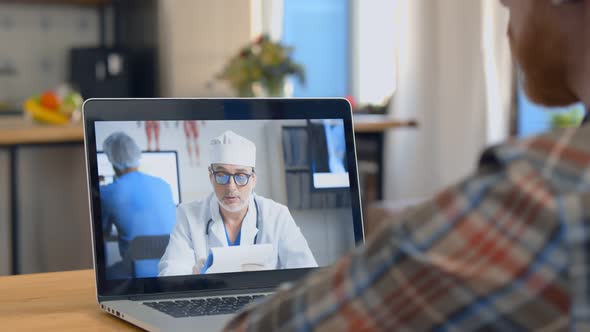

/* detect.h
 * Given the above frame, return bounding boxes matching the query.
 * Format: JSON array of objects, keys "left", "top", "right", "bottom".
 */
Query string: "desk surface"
[
  {"left": 0, "top": 116, "right": 84, "bottom": 146},
  {"left": 0, "top": 269, "right": 139, "bottom": 331}
]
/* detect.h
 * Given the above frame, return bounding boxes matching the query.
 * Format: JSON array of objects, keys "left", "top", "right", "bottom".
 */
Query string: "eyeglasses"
[{"left": 211, "top": 171, "right": 254, "bottom": 186}]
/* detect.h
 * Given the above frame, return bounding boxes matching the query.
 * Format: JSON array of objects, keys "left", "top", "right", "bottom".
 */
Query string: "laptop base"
[{"left": 103, "top": 299, "right": 232, "bottom": 332}]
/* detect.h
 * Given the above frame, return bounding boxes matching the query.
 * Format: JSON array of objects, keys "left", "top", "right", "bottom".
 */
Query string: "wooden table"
[
  {"left": 0, "top": 269, "right": 139, "bottom": 331},
  {"left": 0, "top": 116, "right": 84, "bottom": 275},
  {"left": 0, "top": 116, "right": 83, "bottom": 146}
]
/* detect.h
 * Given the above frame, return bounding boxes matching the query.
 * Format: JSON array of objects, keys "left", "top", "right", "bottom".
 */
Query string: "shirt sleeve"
[{"left": 223, "top": 153, "right": 562, "bottom": 331}]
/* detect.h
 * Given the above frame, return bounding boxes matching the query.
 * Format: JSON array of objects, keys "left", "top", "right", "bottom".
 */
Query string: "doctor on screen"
[{"left": 158, "top": 131, "right": 317, "bottom": 276}]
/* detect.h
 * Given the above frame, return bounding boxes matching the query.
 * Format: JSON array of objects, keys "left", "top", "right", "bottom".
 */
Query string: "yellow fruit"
[{"left": 24, "top": 99, "right": 69, "bottom": 125}]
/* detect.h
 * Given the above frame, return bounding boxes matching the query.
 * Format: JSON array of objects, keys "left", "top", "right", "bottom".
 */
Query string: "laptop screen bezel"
[{"left": 83, "top": 98, "right": 364, "bottom": 299}]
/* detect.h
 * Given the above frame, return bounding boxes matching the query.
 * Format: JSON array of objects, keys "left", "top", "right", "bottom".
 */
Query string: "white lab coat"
[{"left": 158, "top": 193, "right": 317, "bottom": 276}]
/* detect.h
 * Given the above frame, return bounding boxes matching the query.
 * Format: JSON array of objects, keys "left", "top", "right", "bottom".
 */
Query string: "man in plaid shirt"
[{"left": 224, "top": 0, "right": 590, "bottom": 330}]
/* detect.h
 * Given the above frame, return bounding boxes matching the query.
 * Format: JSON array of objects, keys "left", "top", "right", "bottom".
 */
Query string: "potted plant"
[{"left": 218, "top": 35, "right": 305, "bottom": 97}]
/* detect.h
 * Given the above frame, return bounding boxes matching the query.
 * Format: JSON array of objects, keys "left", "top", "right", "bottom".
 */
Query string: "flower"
[{"left": 218, "top": 34, "right": 305, "bottom": 97}]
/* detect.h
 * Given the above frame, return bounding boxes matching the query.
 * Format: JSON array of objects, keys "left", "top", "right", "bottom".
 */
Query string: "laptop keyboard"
[{"left": 143, "top": 295, "right": 267, "bottom": 317}]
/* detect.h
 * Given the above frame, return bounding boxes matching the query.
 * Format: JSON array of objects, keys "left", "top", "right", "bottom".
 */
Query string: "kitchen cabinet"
[{"left": 0, "top": 117, "right": 90, "bottom": 276}]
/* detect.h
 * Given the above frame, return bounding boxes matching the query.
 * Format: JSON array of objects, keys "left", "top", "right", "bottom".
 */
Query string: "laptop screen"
[{"left": 94, "top": 119, "right": 358, "bottom": 280}]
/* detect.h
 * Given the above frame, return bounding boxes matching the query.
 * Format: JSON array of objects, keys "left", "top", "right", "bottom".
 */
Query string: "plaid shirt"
[{"left": 224, "top": 125, "right": 590, "bottom": 331}]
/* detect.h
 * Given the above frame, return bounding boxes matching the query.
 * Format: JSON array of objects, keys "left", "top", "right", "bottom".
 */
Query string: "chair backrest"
[
  {"left": 126, "top": 235, "right": 170, "bottom": 277},
  {"left": 126, "top": 235, "right": 170, "bottom": 260}
]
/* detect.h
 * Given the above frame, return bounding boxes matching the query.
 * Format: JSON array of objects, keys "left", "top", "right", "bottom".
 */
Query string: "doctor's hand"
[{"left": 193, "top": 258, "right": 206, "bottom": 274}]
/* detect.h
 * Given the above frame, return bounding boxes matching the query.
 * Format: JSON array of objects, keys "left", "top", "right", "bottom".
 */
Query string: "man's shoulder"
[
  {"left": 99, "top": 181, "right": 117, "bottom": 195},
  {"left": 480, "top": 125, "right": 590, "bottom": 192},
  {"left": 489, "top": 125, "right": 590, "bottom": 160}
]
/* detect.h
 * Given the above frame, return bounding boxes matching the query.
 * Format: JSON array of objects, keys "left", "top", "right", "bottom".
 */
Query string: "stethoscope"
[{"left": 205, "top": 197, "right": 261, "bottom": 247}]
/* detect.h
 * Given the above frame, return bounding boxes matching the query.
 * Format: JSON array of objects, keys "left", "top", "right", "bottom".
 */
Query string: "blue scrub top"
[
  {"left": 100, "top": 171, "right": 176, "bottom": 257},
  {"left": 200, "top": 225, "right": 242, "bottom": 274}
]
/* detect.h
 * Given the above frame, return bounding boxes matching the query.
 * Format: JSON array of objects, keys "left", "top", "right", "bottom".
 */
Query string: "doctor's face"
[{"left": 209, "top": 164, "right": 256, "bottom": 213}]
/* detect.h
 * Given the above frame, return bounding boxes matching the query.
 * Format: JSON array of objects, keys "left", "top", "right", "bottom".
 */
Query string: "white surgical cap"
[
  {"left": 209, "top": 131, "right": 256, "bottom": 167},
  {"left": 103, "top": 132, "right": 141, "bottom": 170}
]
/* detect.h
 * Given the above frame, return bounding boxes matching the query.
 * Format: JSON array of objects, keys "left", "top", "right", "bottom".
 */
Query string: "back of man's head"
[
  {"left": 103, "top": 132, "right": 141, "bottom": 171},
  {"left": 502, "top": 0, "right": 589, "bottom": 107}
]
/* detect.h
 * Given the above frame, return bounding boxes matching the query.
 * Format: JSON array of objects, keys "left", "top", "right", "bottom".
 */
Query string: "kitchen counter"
[{"left": 0, "top": 116, "right": 83, "bottom": 146}]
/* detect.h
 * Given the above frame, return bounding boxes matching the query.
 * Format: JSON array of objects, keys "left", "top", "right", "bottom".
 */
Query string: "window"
[
  {"left": 352, "top": 0, "right": 398, "bottom": 105},
  {"left": 517, "top": 80, "right": 586, "bottom": 137},
  {"left": 281, "top": 0, "right": 398, "bottom": 104},
  {"left": 282, "top": 0, "right": 349, "bottom": 97}
]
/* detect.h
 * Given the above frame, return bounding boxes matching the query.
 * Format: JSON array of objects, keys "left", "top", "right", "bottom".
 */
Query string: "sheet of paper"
[{"left": 206, "top": 244, "right": 275, "bottom": 274}]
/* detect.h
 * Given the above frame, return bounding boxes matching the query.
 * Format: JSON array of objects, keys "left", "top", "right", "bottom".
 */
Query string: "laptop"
[{"left": 82, "top": 98, "right": 365, "bottom": 331}]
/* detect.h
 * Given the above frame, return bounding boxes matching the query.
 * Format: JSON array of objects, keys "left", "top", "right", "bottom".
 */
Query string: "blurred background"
[{"left": 0, "top": 0, "right": 585, "bottom": 276}]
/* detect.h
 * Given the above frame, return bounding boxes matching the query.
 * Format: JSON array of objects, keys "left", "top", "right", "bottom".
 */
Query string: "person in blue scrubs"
[{"left": 100, "top": 132, "right": 176, "bottom": 266}]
